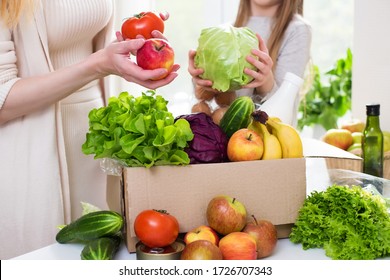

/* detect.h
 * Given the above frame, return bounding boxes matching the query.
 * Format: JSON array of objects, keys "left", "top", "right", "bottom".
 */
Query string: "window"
[{"left": 304, "top": 0, "right": 354, "bottom": 72}]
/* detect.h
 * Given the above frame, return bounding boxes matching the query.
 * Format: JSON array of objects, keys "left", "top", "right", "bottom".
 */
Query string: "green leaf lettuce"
[
  {"left": 289, "top": 185, "right": 390, "bottom": 260},
  {"left": 82, "top": 91, "right": 194, "bottom": 168}
]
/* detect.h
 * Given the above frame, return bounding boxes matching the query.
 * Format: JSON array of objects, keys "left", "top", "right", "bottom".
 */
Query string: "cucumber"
[
  {"left": 56, "top": 210, "right": 124, "bottom": 244},
  {"left": 80, "top": 235, "right": 122, "bottom": 260},
  {"left": 219, "top": 96, "right": 255, "bottom": 138}
]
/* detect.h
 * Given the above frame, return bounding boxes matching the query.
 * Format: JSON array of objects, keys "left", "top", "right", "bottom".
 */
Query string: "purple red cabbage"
[{"left": 176, "top": 113, "right": 228, "bottom": 164}]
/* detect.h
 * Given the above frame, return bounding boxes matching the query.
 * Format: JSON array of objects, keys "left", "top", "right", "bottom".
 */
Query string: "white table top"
[{"left": 11, "top": 237, "right": 331, "bottom": 260}]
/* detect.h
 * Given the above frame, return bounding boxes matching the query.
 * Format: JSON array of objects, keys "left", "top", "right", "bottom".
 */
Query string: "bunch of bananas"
[{"left": 248, "top": 110, "right": 303, "bottom": 159}]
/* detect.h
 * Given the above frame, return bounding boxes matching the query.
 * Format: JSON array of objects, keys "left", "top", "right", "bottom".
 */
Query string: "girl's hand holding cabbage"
[
  {"left": 240, "top": 34, "right": 275, "bottom": 96},
  {"left": 188, "top": 24, "right": 274, "bottom": 95}
]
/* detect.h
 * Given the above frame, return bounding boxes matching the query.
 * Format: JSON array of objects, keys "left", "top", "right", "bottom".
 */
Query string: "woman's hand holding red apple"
[
  {"left": 92, "top": 39, "right": 178, "bottom": 89},
  {"left": 110, "top": 11, "right": 179, "bottom": 85}
]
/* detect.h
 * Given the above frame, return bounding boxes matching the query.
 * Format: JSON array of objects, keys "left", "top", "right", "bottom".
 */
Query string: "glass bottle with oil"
[{"left": 362, "top": 103, "right": 384, "bottom": 177}]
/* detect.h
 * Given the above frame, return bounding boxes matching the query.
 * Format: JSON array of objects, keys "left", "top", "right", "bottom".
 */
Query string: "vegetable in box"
[{"left": 82, "top": 90, "right": 194, "bottom": 168}]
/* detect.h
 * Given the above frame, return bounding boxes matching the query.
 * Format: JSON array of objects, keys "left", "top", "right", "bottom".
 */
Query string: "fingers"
[
  {"left": 151, "top": 30, "right": 167, "bottom": 40},
  {"left": 115, "top": 31, "right": 124, "bottom": 42},
  {"left": 115, "top": 39, "right": 145, "bottom": 55},
  {"left": 159, "top": 11, "right": 170, "bottom": 21},
  {"left": 187, "top": 50, "right": 202, "bottom": 76},
  {"left": 256, "top": 33, "right": 269, "bottom": 54},
  {"left": 247, "top": 49, "right": 273, "bottom": 75},
  {"left": 131, "top": 68, "right": 179, "bottom": 90},
  {"left": 187, "top": 49, "right": 214, "bottom": 89}
]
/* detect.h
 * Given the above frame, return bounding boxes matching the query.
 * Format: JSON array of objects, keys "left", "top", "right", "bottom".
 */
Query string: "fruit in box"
[
  {"left": 247, "top": 119, "right": 282, "bottom": 160},
  {"left": 227, "top": 128, "right": 263, "bottom": 162},
  {"left": 251, "top": 110, "right": 303, "bottom": 158}
]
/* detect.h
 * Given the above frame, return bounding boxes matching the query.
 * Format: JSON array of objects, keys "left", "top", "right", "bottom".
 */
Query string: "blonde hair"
[
  {"left": 234, "top": 0, "right": 304, "bottom": 69},
  {"left": 1, "top": 0, "right": 35, "bottom": 28}
]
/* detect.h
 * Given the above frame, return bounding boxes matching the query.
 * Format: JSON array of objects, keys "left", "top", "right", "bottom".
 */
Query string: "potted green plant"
[{"left": 298, "top": 48, "right": 352, "bottom": 134}]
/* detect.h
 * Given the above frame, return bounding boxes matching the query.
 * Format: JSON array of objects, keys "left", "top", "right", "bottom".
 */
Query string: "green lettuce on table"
[
  {"left": 289, "top": 185, "right": 390, "bottom": 260},
  {"left": 82, "top": 90, "right": 194, "bottom": 168}
]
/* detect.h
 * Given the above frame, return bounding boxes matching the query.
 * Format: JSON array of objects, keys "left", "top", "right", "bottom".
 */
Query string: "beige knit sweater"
[{"left": 0, "top": 0, "right": 114, "bottom": 259}]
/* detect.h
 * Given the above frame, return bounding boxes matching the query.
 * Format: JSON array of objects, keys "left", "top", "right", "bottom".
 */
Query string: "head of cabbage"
[{"left": 194, "top": 24, "right": 259, "bottom": 92}]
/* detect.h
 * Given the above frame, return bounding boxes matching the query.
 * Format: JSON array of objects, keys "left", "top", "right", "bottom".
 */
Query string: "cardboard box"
[{"left": 118, "top": 138, "right": 362, "bottom": 253}]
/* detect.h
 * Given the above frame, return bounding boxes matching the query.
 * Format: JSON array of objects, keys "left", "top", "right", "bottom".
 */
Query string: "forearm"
[{"left": 0, "top": 51, "right": 105, "bottom": 124}]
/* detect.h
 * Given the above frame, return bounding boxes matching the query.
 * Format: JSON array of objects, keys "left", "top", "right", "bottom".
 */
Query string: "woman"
[
  {"left": 189, "top": 0, "right": 311, "bottom": 103},
  {"left": 0, "top": 0, "right": 178, "bottom": 259}
]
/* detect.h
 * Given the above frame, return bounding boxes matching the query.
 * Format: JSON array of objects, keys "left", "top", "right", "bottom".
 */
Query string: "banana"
[
  {"left": 252, "top": 110, "right": 303, "bottom": 158},
  {"left": 248, "top": 120, "right": 282, "bottom": 160},
  {"left": 266, "top": 116, "right": 282, "bottom": 134}
]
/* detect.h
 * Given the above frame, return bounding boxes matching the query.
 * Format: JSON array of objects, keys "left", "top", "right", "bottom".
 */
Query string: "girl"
[{"left": 189, "top": 0, "right": 311, "bottom": 103}]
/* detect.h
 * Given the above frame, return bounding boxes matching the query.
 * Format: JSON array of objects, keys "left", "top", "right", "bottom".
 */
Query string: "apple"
[
  {"left": 341, "top": 119, "right": 365, "bottom": 133},
  {"left": 351, "top": 131, "right": 363, "bottom": 145},
  {"left": 206, "top": 195, "right": 247, "bottom": 236},
  {"left": 219, "top": 232, "right": 257, "bottom": 260},
  {"left": 321, "top": 128, "right": 353, "bottom": 150},
  {"left": 384, "top": 131, "right": 390, "bottom": 152},
  {"left": 184, "top": 225, "right": 219, "bottom": 246},
  {"left": 243, "top": 216, "right": 277, "bottom": 259},
  {"left": 347, "top": 142, "right": 362, "bottom": 156},
  {"left": 227, "top": 128, "right": 263, "bottom": 162},
  {"left": 136, "top": 38, "right": 174, "bottom": 80},
  {"left": 180, "top": 239, "right": 222, "bottom": 260}
]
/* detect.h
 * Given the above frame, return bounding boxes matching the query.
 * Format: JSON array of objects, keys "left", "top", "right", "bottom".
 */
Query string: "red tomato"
[
  {"left": 121, "top": 12, "right": 164, "bottom": 40},
  {"left": 134, "top": 209, "right": 179, "bottom": 248}
]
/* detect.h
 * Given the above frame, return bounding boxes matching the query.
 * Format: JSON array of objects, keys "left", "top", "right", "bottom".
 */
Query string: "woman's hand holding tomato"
[{"left": 134, "top": 209, "right": 179, "bottom": 248}]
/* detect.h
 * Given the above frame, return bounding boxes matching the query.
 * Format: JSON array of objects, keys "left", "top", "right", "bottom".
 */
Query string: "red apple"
[
  {"left": 227, "top": 128, "right": 263, "bottom": 162},
  {"left": 321, "top": 128, "right": 353, "bottom": 150},
  {"left": 180, "top": 240, "right": 223, "bottom": 260},
  {"left": 219, "top": 232, "right": 257, "bottom": 260},
  {"left": 206, "top": 195, "right": 247, "bottom": 236},
  {"left": 243, "top": 216, "right": 277, "bottom": 259},
  {"left": 184, "top": 225, "right": 219, "bottom": 246},
  {"left": 341, "top": 119, "right": 365, "bottom": 133},
  {"left": 136, "top": 38, "right": 174, "bottom": 80}
]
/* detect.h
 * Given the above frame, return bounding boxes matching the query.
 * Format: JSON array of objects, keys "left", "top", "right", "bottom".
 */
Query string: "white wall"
[{"left": 353, "top": 0, "right": 390, "bottom": 131}]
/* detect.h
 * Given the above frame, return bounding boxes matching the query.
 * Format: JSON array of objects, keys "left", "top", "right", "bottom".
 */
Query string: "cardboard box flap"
[
  {"left": 124, "top": 158, "right": 306, "bottom": 239},
  {"left": 302, "top": 137, "right": 362, "bottom": 160}
]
